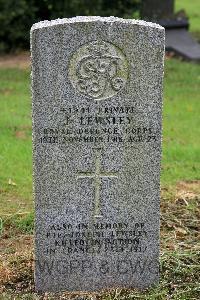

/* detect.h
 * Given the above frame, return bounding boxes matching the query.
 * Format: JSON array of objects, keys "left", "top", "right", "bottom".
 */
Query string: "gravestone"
[
  {"left": 31, "top": 17, "right": 165, "bottom": 292},
  {"left": 141, "top": 0, "right": 200, "bottom": 61},
  {"left": 141, "top": 0, "right": 174, "bottom": 21}
]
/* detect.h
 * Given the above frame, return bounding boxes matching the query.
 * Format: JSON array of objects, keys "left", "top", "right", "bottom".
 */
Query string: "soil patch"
[
  {"left": 0, "top": 181, "right": 199, "bottom": 299},
  {"left": 0, "top": 52, "right": 30, "bottom": 69}
]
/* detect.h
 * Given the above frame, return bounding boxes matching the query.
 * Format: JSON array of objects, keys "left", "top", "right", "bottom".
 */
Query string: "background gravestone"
[
  {"left": 141, "top": 0, "right": 200, "bottom": 61},
  {"left": 31, "top": 16, "right": 165, "bottom": 292},
  {"left": 141, "top": 0, "right": 174, "bottom": 21}
]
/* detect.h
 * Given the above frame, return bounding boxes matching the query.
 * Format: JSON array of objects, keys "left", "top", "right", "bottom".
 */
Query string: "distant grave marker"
[
  {"left": 141, "top": 0, "right": 200, "bottom": 61},
  {"left": 141, "top": 0, "right": 174, "bottom": 21}
]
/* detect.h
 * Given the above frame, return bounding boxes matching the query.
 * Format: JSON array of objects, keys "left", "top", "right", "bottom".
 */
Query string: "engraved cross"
[{"left": 77, "top": 150, "right": 118, "bottom": 217}]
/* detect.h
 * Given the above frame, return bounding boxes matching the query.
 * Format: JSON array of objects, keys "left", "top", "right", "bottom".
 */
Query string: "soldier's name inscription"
[{"left": 39, "top": 105, "right": 158, "bottom": 145}]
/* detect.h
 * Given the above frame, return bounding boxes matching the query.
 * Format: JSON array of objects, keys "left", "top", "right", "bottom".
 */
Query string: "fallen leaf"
[
  {"left": 175, "top": 227, "right": 187, "bottom": 237},
  {"left": 8, "top": 179, "right": 16, "bottom": 186},
  {"left": 15, "top": 131, "right": 27, "bottom": 140}
]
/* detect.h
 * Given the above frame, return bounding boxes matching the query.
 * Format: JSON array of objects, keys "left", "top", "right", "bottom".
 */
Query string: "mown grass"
[
  {"left": 1, "top": 196, "right": 199, "bottom": 299},
  {"left": 0, "top": 35, "right": 200, "bottom": 298},
  {"left": 0, "top": 68, "right": 32, "bottom": 214},
  {"left": 0, "top": 58, "right": 199, "bottom": 216},
  {"left": 162, "top": 58, "right": 200, "bottom": 187},
  {"left": 176, "top": 0, "right": 200, "bottom": 33},
  {"left": 0, "top": 4, "right": 200, "bottom": 300},
  {"left": 0, "top": 0, "right": 200, "bottom": 216}
]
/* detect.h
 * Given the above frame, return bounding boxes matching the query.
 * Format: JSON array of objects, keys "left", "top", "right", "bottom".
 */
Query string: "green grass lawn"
[
  {"left": 0, "top": 1, "right": 199, "bottom": 216},
  {"left": 176, "top": 0, "right": 200, "bottom": 32},
  {"left": 1, "top": 4, "right": 200, "bottom": 297},
  {"left": 162, "top": 59, "right": 200, "bottom": 186},
  {"left": 0, "top": 69, "right": 32, "bottom": 214},
  {"left": 0, "top": 59, "right": 200, "bottom": 215}
]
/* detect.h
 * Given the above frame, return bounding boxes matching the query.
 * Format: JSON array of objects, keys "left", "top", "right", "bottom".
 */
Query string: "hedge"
[{"left": 0, "top": 0, "right": 140, "bottom": 52}]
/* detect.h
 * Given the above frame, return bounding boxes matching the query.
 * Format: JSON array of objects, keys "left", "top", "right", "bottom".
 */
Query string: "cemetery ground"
[
  {"left": 0, "top": 54, "right": 199, "bottom": 299},
  {"left": 0, "top": 4, "right": 200, "bottom": 296}
]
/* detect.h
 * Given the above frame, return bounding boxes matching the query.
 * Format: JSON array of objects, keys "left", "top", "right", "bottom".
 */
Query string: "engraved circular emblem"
[{"left": 68, "top": 40, "right": 129, "bottom": 100}]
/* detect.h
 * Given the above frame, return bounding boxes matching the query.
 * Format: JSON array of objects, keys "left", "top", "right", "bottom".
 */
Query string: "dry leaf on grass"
[{"left": 8, "top": 179, "right": 16, "bottom": 186}]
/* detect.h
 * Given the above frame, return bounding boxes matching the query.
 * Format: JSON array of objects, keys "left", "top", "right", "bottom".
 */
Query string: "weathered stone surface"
[{"left": 31, "top": 16, "right": 165, "bottom": 292}]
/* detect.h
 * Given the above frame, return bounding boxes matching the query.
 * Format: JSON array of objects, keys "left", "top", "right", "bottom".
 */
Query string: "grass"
[
  {"left": 0, "top": 0, "right": 199, "bottom": 216},
  {"left": 0, "top": 68, "right": 32, "bottom": 214},
  {"left": 0, "top": 196, "right": 199, "bottom": 299},
  {"left": 0, "top": 57, "right": 199, "bottom": 298},
  {"left": 0, "top": 58, "right": 199, "bottom": 216},
  {"left": 176, "top": 0, "right": 200, "bottom": 33},
  {"left": 0, "top": 7, "right": 200, "bottom": 294},
  {"left": 162, "top": 58, "right": 200, "bottom": 186}
]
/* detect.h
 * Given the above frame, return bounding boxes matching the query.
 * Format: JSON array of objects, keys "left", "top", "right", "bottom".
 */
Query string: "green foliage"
[
  {"left": 2, "top": 212, "right": 34, "bottom": 233},
  {"left": 0, "top": 0, "right": 140, "bottom": 53},
  {"left": 13, "top": 212, "right": 34, "bottom": 233},
  {"left": 0, "top": 0, "right": 36, "bottom": 52},
  {"left": 176, "top": 0, "right": 200, "bottom": 32},
  {"left": 0, "top": 68, "right": 32, "bottom": 215},
  {"left": 0, "top": 59, "right": 200, "bottom": 216},
  {"left": 161, "top": 58, "right": 200, "bottom": 186}
]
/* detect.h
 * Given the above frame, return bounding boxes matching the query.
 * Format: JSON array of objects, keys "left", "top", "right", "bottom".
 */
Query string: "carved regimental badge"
[{"left": 68, "top": 40, "right": 129, "bottom": 100}]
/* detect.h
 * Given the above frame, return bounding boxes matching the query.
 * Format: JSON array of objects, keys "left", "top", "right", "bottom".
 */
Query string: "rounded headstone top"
[{"left": 31, "top": 16, "right": 164, "bottom": 32}]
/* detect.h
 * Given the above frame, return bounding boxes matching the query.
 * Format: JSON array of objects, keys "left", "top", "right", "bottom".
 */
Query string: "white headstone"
[{"left": 31, "top": 17, "right": 165, "bottom": 292}]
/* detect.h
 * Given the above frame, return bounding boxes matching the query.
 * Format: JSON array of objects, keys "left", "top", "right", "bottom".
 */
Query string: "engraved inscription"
[
  {"left": 77, "top": 149, "right": 118, "bottom": 217},
  {"left": 39, "top": 105, "right": 159, "bottom": 146},
  {"left": 69, "top": 40, "right": 129, "bottom": 100},
  {"left": 45, "top": 222, "right": 147, "bottom": 255},
  {"left": 37, "top": 258, "right": 159, "bottom": 275}
]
